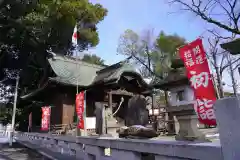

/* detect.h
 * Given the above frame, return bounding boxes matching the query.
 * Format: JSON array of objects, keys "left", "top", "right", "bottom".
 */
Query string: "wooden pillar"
[
  {"left": 95, "top": 102, "right": 103, "bottom": 135},
  {"left": 108, "top": 91, "right": 113, "bottom": 115},
  {"left": 102, "top": 105, "right": 106, "bottom": 134}
]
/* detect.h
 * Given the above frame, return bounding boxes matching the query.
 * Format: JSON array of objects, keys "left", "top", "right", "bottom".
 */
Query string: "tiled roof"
[
  {"left": 48, "top": 55, "right": 104, "bottom": 86},
  {"left": 20, "top": 54, "right": 150, "bottom": 100},
  {"left": 92, "top": 60, "right": 136, "bottom": 84}
]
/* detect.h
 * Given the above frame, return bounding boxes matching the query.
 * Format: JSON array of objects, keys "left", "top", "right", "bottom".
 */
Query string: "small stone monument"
[
  {"left": 155, "top": 58, "right": 207, "bottom": 141},
  {"left": 118, "top": 94, "right": 158, "bottom": 139}
]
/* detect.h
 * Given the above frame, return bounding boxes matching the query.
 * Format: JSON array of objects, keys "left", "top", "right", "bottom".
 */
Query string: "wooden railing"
[
  {"left": 31, "top": 123, "right": 76, "bottom": 135},
  {"left": 32, "top": 123, "right": 96, "bottom": 136}
]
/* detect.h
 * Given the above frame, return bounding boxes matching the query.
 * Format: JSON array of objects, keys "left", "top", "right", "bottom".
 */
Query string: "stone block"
[
  {"left": 84, "top": 144, "right": 104, "bottom": 158},
  {"left": 111, "top": 149, "right": 141, "bottom": 160},
  {"left": 175, "top": 115, "right": 208, "bottom": 141},
  {"left": 155, "top": 155, "right": 189, "bottom": 160},
  {"left": 214, "top": 97, "right": 240, "bottom": 160}
]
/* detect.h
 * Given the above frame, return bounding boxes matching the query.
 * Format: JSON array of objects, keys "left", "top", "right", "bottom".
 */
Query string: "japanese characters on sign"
[
  {"left": 184, "top": 50, "right": 195, "bottom": 67},
  {"left": 76, "top": 91, "right": 85, "bottom": 129},
  {"left": 179, "top": 38, "right": 217, "bottom": 126},
  {"left": 194, "top": 98, "right": 215, "bottom": 120},
  {"left": 41, "top": 106, "right": 51, "bottom": 131},
  {"left": 190, "top": 71, "right": 209, "bottom": 89}
]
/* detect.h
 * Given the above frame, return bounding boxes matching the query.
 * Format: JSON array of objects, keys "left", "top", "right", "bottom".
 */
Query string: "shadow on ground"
[{"left": 0, "top": 142, "right": 48, "bottom": 160}]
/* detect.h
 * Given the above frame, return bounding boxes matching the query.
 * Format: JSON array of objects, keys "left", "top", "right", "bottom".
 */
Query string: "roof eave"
[
  {"left": 20, "top": 82, "right": 49, "bottom": 100},
  {"left": 20, "top": 78, "right": 88, "bottom": 100},
  {"left": 48, "top": 77, "right": 87, "bottom": 88},
  {"left": 119, "top": 71, "right": 152, "bottom": 89},
  {"left": 220, "top": 38, "right": 240, "bottom": 55},
  {"left": 152, "top": 78, "right": 189, "bottom": 90}
]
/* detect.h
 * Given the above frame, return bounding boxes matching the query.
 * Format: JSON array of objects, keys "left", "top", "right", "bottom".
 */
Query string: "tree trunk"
[
  {"left": 228, "top": 56, "right": 238, "bottom": 96},
  {"left": 216, "top": 66, "right": 224, "bottom": 98},
  {"left": 212, "top": 51, "right": 224, "bottom": 98}
]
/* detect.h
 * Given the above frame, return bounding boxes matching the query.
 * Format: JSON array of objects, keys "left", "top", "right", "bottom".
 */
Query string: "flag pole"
[
  {"left": 76, "top": 59, "right": 79, "bottom": 94},
  {"left": 48, "top": 106, "right": 51, "bottom": 134},
  {"left": 83, "top": 90, "right": 87, "bottom": 136},
  {"left": 9, "top": 75, "right": 19, "bottom": 146},
  {"left": 73, "top": 24, "right": 81, "bottom": 136},
  {"left": 76, "top": 48, "right": 80, "bottom": 136}
]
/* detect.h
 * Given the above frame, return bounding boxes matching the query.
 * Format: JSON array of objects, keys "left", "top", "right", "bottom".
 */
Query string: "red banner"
[
  {"left": 179, "top": 39, "right": 217, "bottom": 125},
  {"left": 76, "top": 91, "right": 85, "bottom": 129},
  {"left": 41, "top": 107, "right": 51, "bottom": 131}
]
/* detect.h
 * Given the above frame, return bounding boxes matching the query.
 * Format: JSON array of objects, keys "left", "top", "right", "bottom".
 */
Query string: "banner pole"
[
  {"left": 83, "top": 90, "right": 87, "bottom": 136},
  {"left": 49, "top": 106, "right": 51, "bottom": 134}
]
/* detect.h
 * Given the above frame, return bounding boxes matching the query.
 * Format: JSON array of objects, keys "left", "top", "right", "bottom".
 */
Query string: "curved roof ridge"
[
  {"left": 97, "top": 56, "right": 133, "bottom": 74},
  {"left": 49, "top": 54, "right": 105, "bottom": 70}
]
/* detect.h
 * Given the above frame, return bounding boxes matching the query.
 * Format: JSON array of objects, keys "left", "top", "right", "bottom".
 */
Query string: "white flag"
[{"left": 72, "top": 25, "right": 78, "bottom": 45}]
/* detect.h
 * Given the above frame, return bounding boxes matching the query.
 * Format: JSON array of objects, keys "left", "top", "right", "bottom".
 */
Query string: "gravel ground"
[{"left": 0, "top": 136, "right": 48, "bottom": 160}]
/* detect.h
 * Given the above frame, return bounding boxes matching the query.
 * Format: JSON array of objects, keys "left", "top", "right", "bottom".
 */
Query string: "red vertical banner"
[
  {"left": 179, "top": 39, "right": 217, "bottom": 126},
  {"left": 41, "top": 106, "right": 51, "bottom": 131},
  {"left": 76, "top": 91, "right": 85, "bottom": 129}
]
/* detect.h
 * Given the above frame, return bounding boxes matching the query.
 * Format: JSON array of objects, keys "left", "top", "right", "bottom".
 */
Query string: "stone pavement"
[{"left": 0, "top": 136, "right": 47, "bottom": 160}]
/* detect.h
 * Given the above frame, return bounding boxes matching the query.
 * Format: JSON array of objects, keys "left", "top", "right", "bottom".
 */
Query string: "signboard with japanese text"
[
  {"left": 179, "top": 39, "right": 217, "bottom": 125},
  {"left": 76, "top": 91, "right": 85, "bottom": 129},
  {"left": 41, "top": 106, "right": 51, "bottom": 131}
]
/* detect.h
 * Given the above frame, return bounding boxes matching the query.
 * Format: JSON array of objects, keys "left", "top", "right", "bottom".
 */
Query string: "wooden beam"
[
  {"left": 108, "top": 89, "right": 134, "bottom": 96},
  {"left": 108, "top": 91, "right": 113, "bottom": 110}
]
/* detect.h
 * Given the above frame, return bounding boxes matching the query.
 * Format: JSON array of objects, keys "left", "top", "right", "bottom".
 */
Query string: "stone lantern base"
[{"left": 175, "top": 115, "right": 209, "bottom": 142}]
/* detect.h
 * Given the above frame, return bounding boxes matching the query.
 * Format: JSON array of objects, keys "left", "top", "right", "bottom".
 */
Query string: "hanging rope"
[{"left": 112, "top": 97, "right": 124, "bottom": 117}]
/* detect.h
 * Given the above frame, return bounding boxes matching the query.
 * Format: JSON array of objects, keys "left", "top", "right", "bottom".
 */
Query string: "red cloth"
[{"left": 179, "top": 39, "right": 217, "bottom": 125}]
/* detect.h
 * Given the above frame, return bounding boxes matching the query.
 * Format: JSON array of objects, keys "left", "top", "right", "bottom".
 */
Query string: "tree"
[
  {"left": 168, "top": 0, "right": 240, "bottom": 94},
  {"left": 117, "top": 29, "right": 186, "bottom": 80},
  {"left": 118, "top": 29, "right": 163, "bottom": 78},
  {"left": 207, "top": 37, "right": 227, "bottom": 98},
  {"left": 153, "top": 31, "right": 186, "bottom": 78},
  {"left": 226, "top": 53, "right": 240, "bottom": 95},
  {"left": 169, "top": 0, "right": 240, "bottom": 35},
  {"left": 0, "top": 0, "right": 107, "bottom": 102},
  {"left": 82, "top": 54, "right": 105, "bottom": 66},
  {"left": 154, "top": 31, "right": 186, "bottom": 134},
  {"left": 207, "top": 35, "right": 240, "bottom": 97},
  {"left": 117, "top": 29, "right": 186, "bottom": 133},
  {"left": 0, "top": 103, "right": 23, "bottom": 126}
]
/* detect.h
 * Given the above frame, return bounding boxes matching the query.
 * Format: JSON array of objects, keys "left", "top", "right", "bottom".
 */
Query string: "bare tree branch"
[
  {"left": 117, "top": 29, "right": 163, "bottom": 79},
  {"left": 232, "top": 61, "right": 240, "bottom": 71},
  {"left": 221, "top": 57, "right": 240, "bottom": 72},
  {"left": 170, "top": 0, "right": 240, "bottom": 35}
]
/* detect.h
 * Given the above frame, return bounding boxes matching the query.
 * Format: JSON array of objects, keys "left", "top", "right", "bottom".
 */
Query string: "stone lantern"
[{"left": 153, "top": 58, "right": 207, "bottom": 141}]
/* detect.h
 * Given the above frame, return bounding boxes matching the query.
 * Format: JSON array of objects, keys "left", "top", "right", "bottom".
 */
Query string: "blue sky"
[
  {"left": 88, "top": 0, "right": 238, "bottom": 92},
  {"left": 89, "top": 0, "right": 207, "bottom": 65}
]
